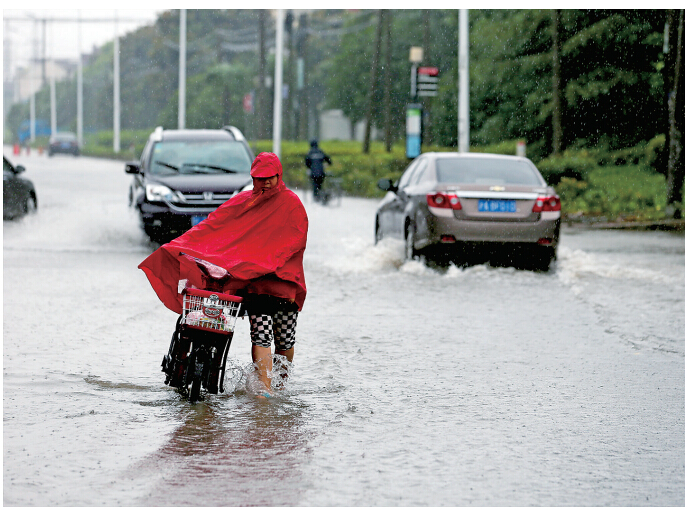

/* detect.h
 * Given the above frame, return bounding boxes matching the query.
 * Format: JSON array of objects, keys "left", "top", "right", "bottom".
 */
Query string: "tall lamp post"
[{"left": 458, "top": 9, "right": 469, "bottom": 153}]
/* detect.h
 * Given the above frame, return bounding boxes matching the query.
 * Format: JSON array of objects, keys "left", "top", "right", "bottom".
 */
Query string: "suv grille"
[{"left": 180, "top": 191, "right": 235, "bottom": 207}]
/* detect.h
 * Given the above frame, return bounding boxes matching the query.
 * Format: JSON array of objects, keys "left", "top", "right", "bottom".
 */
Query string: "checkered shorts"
[{"left": 249, "top": 310, "right": 298, "bottom": 350}]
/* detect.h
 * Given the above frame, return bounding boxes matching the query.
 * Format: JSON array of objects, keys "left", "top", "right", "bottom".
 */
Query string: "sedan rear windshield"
[
  {"left": 150, "top": 140, "right": 252, "bottom": 175},
  {"left": 436, "top": 158, "right": 543, "bottom": 185},
  {"left": 51, "top": 133, "right": 77, "bottom": 142}
]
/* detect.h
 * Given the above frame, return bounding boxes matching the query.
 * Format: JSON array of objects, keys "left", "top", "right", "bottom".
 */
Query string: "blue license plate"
[
  {"left": 478, "top": 199, "right": 516, "bottom": 213},
  {"left": 191, "top": 215, "right": 207, "bottom": 226}
]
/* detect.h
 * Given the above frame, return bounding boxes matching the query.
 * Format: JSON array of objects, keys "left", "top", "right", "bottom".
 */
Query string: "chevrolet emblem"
[{"left": 489, "top": 186, "right": 505, "bottom": 192}]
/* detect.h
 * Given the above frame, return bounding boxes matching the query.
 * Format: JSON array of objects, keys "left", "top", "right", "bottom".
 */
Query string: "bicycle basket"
[{"left": 181, "top": 288, "right": 243, "bottom": 333}]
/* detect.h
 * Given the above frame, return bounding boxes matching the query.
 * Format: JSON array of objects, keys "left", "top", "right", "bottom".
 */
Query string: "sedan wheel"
[
  {"left": 374, "top": 219, "right": 383, "bottom": 245},
  {"left": 23, "top": 195, "right": 37, "bottom": 215},
  {"left": 405, "top": 226, "right": 419, "bottom": 261}
]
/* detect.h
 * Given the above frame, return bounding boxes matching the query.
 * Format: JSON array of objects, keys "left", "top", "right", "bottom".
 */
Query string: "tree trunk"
[
  {"left": 284, "top": 11, "right": 294, "bottom": 141},
  {"left": 363, "top": 10, "right": 384, "bottom": 154},
  {"left": 384, "top": 10, "right": 392, "bottom": 152},
  {"left": 551, "top": 9, "right": 564, "bottom": 155},
  {"left": 257, "top": 11, "right": 267, "bottom": 140},
  {"left": 297, "top": 13, "right": 309, "bottom": 141},
  {"left": 665, "top": 9, "right": 685, "bottom": 219}
]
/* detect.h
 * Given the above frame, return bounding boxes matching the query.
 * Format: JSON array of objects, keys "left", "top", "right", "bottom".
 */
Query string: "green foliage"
[
  {"left": 537, "top": 150, "right": 598, "bottom": 184},
  {"left": 556, "top": 165, "right": 670, "bottom": 220}
]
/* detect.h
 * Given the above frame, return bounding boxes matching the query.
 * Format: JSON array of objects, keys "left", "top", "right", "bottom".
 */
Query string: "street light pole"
[
  {"left": 77, "top": 11, "right": 83, "bottom": 148},
  {"left": 178, "top": 9, "right": 186, "bottom": 130},
  {"left": 113, "top": 12, "right": 120, "bottom": 153},
  {"left": 458, "top": 9, "right": 469, "bottom": 153}
]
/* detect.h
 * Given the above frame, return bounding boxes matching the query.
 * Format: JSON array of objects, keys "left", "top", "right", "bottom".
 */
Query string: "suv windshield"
[
  {"left": 150, "top": 140, "right": 252, "bottom": 176},
  {"left": 436, "top": 158, "right": 542, "bottom": 186}
]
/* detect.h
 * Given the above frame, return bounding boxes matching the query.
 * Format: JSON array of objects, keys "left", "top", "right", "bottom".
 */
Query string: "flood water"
[{"left": 3, "top": 151, "right": 685, "bottom": 505}]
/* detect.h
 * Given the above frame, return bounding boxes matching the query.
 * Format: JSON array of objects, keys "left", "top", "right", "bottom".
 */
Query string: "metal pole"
[
  {"left": 50, "top": 73, "right": 56, "bottom": 135},
  {"left": 113, "top": 13, "right": 120, "bottom": 153},
  {"left": 30, "top": 92, "right": 35, "bottom": 143},
  {"left": 77, "top": 11, "right": 83, "bottom": 148},
  {"left": 272, "top": 9, "right": 284, "bottom": 158},
  {"left": 49, "top": 21, "right": 56, "bottom": 136},
  {"left": 178, "top": 9, "right": 186, "bottom": 130},
  {"left": 458, "top": 9, "right": 469, "bottom": 153}
]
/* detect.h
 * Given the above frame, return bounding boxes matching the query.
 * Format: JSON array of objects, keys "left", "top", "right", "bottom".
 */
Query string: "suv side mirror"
[
  {"left": 125, "top": 162, "right": 141, "bottom": 174},
  {"left": 14, "top": 165, "right": 26, "bottom": 174},
  {"left": 377, "top": 178, "right": 397, "bottom": 193}
]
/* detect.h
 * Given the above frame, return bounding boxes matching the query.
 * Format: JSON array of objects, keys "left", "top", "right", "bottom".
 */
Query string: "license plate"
[
  {"left": 191, "top": 215, "right": 207, "bottom": 226},
  {"left": 478, "top": 199, "right": 516, "bottom": 213}
]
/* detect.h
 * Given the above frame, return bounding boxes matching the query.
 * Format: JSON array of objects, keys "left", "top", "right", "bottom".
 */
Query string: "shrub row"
[{"left": 62, "top": 131, "right": 679, "bottom": 219}]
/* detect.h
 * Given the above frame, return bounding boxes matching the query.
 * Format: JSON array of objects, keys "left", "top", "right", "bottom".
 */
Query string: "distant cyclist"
[{"left": 305, "top": 139, "right": 332, "bottom": 203}]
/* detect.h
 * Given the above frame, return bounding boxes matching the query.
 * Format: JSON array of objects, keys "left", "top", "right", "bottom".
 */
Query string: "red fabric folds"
[{"left": 138, "top": 153, "right": 308, "bottom": 314}]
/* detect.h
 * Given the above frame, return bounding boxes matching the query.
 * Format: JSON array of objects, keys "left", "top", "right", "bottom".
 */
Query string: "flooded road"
[{"left": 3, "top": 151, "right": 684, "bottom": 505}]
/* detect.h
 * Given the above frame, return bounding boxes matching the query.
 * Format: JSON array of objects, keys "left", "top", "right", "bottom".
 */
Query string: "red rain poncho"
[{"left": 138, "top": 152, "right": 308, "bottom": 314}]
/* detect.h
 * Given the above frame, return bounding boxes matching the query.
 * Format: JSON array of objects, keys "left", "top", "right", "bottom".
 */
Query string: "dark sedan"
[
  {"left": 48, "top": 132, "right": 79, "bottom": 156},
  {"left": 375, "top": 152, "right": 561, "bottom": 270},
  {"left": 4, "top": 156, "right": 38, "bottom": 220}
]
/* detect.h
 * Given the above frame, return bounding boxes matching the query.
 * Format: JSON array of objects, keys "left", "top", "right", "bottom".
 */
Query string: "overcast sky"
[{"left": 4, "top": 9, "right": 164, "bottom": 78}]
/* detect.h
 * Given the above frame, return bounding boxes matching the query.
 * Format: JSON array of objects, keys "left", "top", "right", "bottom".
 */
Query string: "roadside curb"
[{"left": 564, "top": 218, "right": 685, "bottom": 231}]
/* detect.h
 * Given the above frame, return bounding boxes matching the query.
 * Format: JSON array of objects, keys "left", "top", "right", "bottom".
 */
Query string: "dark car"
[
  {"left": 126, "top": 126, "right": 254, "bottom": 243},
  {"left": 48, "top": 132, "right": 79, "bottom": 156},
  {"left": 3, "top": 156, "right": 38, "bottom": 220},
  {"left": 375, "top": 152, "right": 561, "bottom": 271}
]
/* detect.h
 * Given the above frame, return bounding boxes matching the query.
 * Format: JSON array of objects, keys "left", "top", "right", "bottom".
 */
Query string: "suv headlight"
[{"left": 146, "top": 183, "right": 183, "bottom": 203}]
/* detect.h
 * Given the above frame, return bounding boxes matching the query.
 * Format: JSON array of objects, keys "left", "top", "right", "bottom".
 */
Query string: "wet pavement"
[{"left": 3, "top": 151, "right": 685, "bottom": 505}]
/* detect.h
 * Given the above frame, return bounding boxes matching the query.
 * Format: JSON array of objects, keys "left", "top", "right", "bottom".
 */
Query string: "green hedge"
[{"left": 69, "top": 132, "right": 680, "bottom": 219}]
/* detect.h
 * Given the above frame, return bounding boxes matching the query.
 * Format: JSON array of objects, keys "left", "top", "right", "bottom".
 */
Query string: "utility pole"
[
  {"left": 273, "top": 9, "right": 285, "bottom": 158},
  {"left": 50, "top": 73, "right": 56, "bottom": 135},
  {"left": 178, "top": 9, "right": 186, "bottom": 130},
  {"left": 457, "top": 9, "right": 469, "bottom": 153},
  {"left": 113, "top": 13, "right": 120, "bottom": 153},
  {"left": 30, "top": 93, "right": 35, "bottom": 143},
  {"left": 77, "top": 11, "right": 83, "bottom": 148}
]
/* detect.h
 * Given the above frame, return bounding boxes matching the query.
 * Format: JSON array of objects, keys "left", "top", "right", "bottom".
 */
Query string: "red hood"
[{"left": 139, "top": 177, "right": 308, "bottom": 313}]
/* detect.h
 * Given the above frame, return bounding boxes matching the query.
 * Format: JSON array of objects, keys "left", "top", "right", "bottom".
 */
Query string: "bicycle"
[
  {"left": 161, "top": 258, "right": 243, "bottom": 403},
  {"left": 319, "top": 175, "right": 343, "bottom": 207}
]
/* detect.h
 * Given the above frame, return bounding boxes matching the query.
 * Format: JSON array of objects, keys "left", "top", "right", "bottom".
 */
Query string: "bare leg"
[
  {"left": 274, "top": 347, "right": 294, "bottom": 387},
  {"left": 275, "top": 346, "right": 294, "bottom": 363},
  {"left": 251, "top": 345, "right": 273, "bottom": 393}
]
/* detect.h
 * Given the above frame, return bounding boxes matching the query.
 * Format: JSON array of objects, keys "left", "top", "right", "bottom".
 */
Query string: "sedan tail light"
[
  {"left": 532, "top": 195, "right": 561, "bottom": 213},
  {"left": 427, "top": 192, "right": 462, "bottom": 210}
]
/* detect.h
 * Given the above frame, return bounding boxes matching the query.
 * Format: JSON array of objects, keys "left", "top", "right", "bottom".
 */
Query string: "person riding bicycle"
[
  {"left": 305, "top": 139, "right": 332, "bottom": 203},
  {"left": 139, "top": 152, "right": 308, "bottom": 398}
]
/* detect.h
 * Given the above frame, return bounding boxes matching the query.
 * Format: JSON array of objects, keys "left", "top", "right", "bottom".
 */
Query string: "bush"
[
  {"left": 556, "top": 166, "right": 669, "bottom": 220},
  {"left": 536, "top": 150, "right": 598, "bottom": 184}
]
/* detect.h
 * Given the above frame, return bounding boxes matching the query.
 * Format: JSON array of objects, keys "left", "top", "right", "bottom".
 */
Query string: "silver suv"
[{"left": 126, "top": 126, "right": 253, "bottom": 243}]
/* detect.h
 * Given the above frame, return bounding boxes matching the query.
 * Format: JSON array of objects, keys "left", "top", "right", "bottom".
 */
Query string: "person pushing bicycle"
[
  {"left": 139, "top": 152, "right": 308, "bottom": 398},
  {"left": 305, "top": 139, "right": 332, "bottom": 203}
]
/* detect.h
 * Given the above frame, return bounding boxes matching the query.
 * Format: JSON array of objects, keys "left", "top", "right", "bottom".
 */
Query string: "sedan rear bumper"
[{"left": 418, "top": 214, "right": 560, "bottom": 249}]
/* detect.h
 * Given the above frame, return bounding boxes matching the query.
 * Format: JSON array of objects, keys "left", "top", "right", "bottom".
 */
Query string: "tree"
[
  {"left": 363, "top": 10, "right": 385, "bottom": 153},
  {"left": 551, "top": 9, "right": 564, "bottom": 155},
  {"left": 664, "top": 9, "right": 685, "bottom": 219}
]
